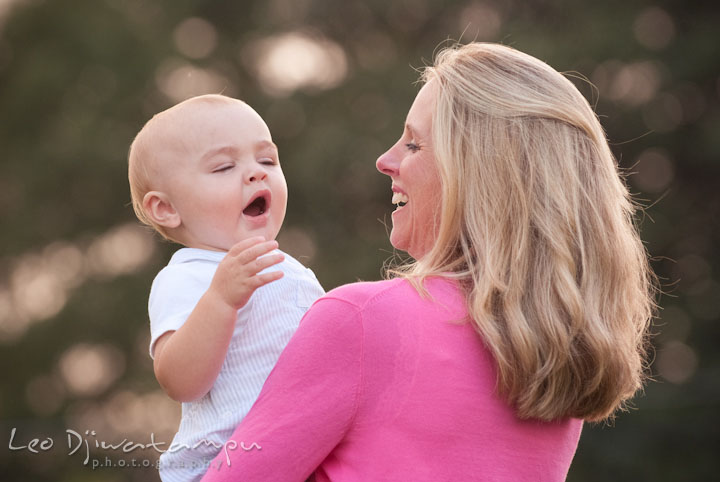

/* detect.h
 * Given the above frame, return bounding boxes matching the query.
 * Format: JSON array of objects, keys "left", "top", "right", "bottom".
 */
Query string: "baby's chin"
[
  {"left": 181, "top": 224, "right": 283, "bottom": 252},
  {"left": 182, "top": 241, "right": 229, "bottom": 252},
  {"left": 177, "top": 234, "right": 234, "bottom": 252}
]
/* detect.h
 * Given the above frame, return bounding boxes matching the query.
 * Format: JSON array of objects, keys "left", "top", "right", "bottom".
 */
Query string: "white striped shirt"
[{"left": 148, "top": 247, "right": 325, "bottom": 481}]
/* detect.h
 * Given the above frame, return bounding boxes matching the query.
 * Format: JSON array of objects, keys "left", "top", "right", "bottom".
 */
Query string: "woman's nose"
[{"left": 376, "top": 147, "right": 398, "bottom": 176}]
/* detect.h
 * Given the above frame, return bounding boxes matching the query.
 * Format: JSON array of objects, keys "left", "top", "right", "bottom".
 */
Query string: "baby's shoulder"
[
  {"left": 151, "top": 249, "right": 218, "bottom": 292},
  {"left": 275, "top": 250, "right": 319, "bottom": 279}
]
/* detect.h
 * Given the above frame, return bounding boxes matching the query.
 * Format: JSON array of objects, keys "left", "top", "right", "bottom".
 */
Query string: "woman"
[{"left": 201, "top": 42, "right": 655, "bottom": 481}]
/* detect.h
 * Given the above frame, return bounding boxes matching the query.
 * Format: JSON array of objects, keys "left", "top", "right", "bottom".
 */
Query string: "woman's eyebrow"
[{"left": 404, "top": 123, "right": 417, "bottom": 138}]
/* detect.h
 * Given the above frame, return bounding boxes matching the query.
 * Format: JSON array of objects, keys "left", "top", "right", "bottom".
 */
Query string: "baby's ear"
[{"left": 143, "top": 191, "right": 181, "bottom": 229}]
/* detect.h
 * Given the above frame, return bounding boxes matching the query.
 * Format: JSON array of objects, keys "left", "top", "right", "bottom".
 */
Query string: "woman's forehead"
[{"left": 405, "top": 81, "right": 436, "bottom": 137}]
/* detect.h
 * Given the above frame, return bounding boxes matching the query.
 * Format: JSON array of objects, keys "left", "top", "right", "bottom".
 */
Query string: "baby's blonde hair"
[
  {"left": 127, "top": 94, "right": 245, "bottom": 242},
  {"left": 392, "top": 43, "right": 657, "bottom": 422}
]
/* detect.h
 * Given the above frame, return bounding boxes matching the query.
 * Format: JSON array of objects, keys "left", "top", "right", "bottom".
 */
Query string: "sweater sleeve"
[{"left": 201, "top": 296, "right": 363, "bottom": 482}]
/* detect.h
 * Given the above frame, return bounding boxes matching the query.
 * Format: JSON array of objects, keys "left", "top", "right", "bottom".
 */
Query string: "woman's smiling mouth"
[{"left": 392, "top": 191, "right": 409, "bottom": 209}]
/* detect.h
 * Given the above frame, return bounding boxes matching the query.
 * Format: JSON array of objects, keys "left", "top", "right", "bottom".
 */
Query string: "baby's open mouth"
[{"left": 243, "top": 194, "right": 268, "bottom": 216}]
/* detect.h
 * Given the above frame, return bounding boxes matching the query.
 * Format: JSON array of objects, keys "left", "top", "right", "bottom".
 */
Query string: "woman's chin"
[{"left": 389, "top": 230, "right": 406, "bottom": 252}]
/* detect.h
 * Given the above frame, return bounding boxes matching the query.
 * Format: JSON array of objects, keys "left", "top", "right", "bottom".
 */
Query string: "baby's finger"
[
  {"left": 252, "top": 270, "right": 284, "bottom": 288},
  {"left": 228, "top": 236, "right": 267, "bottom": 256},
  {"left": 236, "top": 240, "right": 280, "bottom": 265},
  {"left": 251, "top": 252, "right": 285, "bottom": 275}
]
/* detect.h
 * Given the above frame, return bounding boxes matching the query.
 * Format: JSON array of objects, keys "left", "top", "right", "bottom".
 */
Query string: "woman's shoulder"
[
  {"left": 321, "top": 276, "right": 462, "bottom": 312},
  {"left": 320, "top": 278, "right": 407, "bottom": 309}
]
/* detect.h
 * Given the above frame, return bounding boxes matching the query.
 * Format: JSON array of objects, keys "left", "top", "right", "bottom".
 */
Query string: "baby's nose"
[{"left": 246, "top": 169, "right": 267, "bottom": 183}]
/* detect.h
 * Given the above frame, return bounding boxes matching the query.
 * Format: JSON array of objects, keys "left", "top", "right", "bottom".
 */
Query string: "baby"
[{"left": 128, "top": 94, "right": 325, "bottom": 481}]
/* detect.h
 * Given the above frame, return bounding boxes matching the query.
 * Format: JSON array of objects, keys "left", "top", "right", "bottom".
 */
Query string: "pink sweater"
[{"left": 201, "top": 278, "right": 582, "bottom": 481}]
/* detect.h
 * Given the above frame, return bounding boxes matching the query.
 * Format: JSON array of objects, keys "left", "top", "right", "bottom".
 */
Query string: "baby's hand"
[{"left": 208, "top": 237, "right": 284, "bottom": 310}]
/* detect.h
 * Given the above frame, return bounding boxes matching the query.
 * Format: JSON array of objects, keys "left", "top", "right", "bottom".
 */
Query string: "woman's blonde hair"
[{"left": 392, "top": 43, "right": 656, "bottom": 422}]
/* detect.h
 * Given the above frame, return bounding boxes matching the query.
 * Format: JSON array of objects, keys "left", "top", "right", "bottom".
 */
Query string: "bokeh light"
[
  {"left": 631, "top": 148, "right": 675, "bottom": 193},
  {"left": 606, "top": 61, "right": 663, "bottom": 106},
  {"left": 458, "top": 2, "right": 502, "bottom": 40},
  {"left": 173, "top": 17, "right": 218, "bottom": 60},
  {"left": 0, "top": 0, "right": 23, "bottom": 30},
  {"left": 10, "top": 255, "right": 68, "bottom": 324},
  {"left": 277, "top": 227, "right": 318, "bottom": 265},
  {"left": 65, "top": 389, "right": 180, "bottom": 453},
  {"left": 0, "top": 224, "right": 155, "bottom": 342},
  {"left": 242, "top": 31, "right": 348, "bottom": 96},
  {"left": 103, "top": 390, "right": 179, "bottom": 437},
  {"left": 155, "top": 59, "right": 235, "bottom": 103},
  {"left": 633, "top": 7, "right": 676, "bottom": 51},
  {"left": 655, "top": 340, "right": 698, "bottom": 384},
  {"left": 58, "top": 343, "right": 126, "bottom": 397},
  {"left": 86, "top": 223, "right": 156, "bottom": 278},
  {"left": 264, "top": 0, "right": 312, "bottom": 23}
]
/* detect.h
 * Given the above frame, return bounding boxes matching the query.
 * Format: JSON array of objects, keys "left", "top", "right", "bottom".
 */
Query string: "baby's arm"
[{"left": 153, "top": 237, "right": 284, "bottom": 402}]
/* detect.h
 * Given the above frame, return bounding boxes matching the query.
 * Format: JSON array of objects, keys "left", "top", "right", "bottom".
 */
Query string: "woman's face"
[{"left": 376, "top": 81, "right": 442, "bottom": 259}]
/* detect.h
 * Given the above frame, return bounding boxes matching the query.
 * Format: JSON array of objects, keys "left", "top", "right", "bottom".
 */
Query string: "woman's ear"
[{"left": 143, "top": 191, "right": 181, "bottom": 229}]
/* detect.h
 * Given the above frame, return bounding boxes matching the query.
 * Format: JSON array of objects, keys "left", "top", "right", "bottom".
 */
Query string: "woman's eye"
[{"left": 405, "top": 142, "right": 420, "bottom": 152}]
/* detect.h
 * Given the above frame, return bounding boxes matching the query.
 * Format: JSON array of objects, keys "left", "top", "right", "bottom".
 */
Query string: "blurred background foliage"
[{"left": 0, "top": 0, "right": 718, "bottom": 480}]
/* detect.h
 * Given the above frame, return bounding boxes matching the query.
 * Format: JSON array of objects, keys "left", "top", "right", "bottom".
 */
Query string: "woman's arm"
[{"left": 201, "top": 296, "right": 364, "bottom": 481}]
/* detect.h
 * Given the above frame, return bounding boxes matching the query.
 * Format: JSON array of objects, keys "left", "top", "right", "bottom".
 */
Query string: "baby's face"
[{"left": 157, "top": 101, "right": 288, "bottom": 251}]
